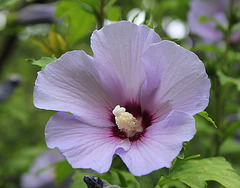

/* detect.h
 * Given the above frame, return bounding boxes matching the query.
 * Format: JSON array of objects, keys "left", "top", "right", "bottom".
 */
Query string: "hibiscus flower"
[
  {"left": 20, "top": 150, "right": 64, "bottom": 188},
  {"left": 188, "top": 0, "right": 240, "bottom": 43},
  {"left": 34, "top": 21, "right": 210, "bottom": 176}
]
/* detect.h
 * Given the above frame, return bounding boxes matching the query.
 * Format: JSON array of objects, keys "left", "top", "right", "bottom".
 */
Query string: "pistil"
[{"left": 112, "top": 105, "right": 143, "bottom": 137}]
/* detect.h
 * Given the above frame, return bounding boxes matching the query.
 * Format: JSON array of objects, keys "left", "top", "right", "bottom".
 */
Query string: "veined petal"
[
  {"left": 117, "top": 111, "right": 196, "bottom": 176},
  {"left": 91, "top": 21, "right": 161, "bottom": 104},
  {"left": 45, "top": 112, "right": 130, "bottom": 173},
  {"left": 141, "top": 40, "right": 210, "bottom": 121},
  {"left": 34, "top": 50, "right": 114, "bottom": 127}
]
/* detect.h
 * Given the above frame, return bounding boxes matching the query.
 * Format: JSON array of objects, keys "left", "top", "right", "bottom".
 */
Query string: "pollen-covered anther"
[{"left": 112, "top": 105, "right": 143, "bottom": 137}]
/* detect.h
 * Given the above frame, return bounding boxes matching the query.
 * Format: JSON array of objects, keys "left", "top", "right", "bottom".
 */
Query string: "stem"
[
  {"left": 0, "top": 35, "right": 17, "bottom": 75},
  {"left": 96, "top": 0, "right": 105, "bottom": 29},
  {"left": 222, "top": 0, "right": 233, "bottom": 71},
  {"left": 214, "top": 79, "right": 223, "bottom": 156},
  {"left": 214, "top": 0, "right": 233, "bottom": 156}
]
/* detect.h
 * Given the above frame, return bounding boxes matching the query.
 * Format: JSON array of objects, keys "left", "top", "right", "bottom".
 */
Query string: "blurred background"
[{"left": 0, "top": 0, "right": 240, "bottom": 187}]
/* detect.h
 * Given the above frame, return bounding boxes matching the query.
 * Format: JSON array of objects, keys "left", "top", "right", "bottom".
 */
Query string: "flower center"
[{"left": 112, "top": 105, "right": 143, "bottom": 137}]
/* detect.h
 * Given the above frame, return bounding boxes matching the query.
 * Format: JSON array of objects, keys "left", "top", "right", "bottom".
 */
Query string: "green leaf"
[
  {"left": 217, "top": 70, "right": 240, "bottom": 91},
  {"left": 106, "top": 6, "right": 121, "bottom": 21},
  {"left": 198, "top": 15, "right": 208, "bottom": 23},
  {"left": 55, "top": 160, "right": 74, "bottom": 186},
  {"left": 104, "top": 0, "right": 117, "bottom": 11},
  {"left": 198, "top": 111, "right": 217, "bottom": 128},
  {"left": 36, "top": 164, "right": 53, "bottom": 176},
  {"left": 55, "top": 0, "right": 96, "bottom": 45},
  {"left": 79, "top": 0, "right": 98, "bottom": 8},
  {"left": 191, "top": 44, "right": 223, "bottom": 54},
  {"left": 184, "top": 154, "right": 201, "bottom": 161},
  {"left": 114, "top": 170, "right": 128, "bottom": 187},
  {"left": 158, "top": 177, "right": 187, "bottom": 187},
  {"left": 0, "top": 0, "right": 19, "bottom": 9},
  {"left": 135, "top": 168, "right": 168, "bottom": 188},
  {"left": 222, "top": 120, "right": 240, "bottom": 140},
  {"left": 26, "top": 56, "right": 57, "bottom": 69},
  {"left": 198, "top": 16, "right": 215, "bottom": 23},
  {"left": 177, "top": 149, "right": 185, "bottom": 160},
  {"left": 7, "top": 146, "right": 43, "bottom": 174},
  {"left": 169, "top": 157, "right": 240, "bottom": 188},
  {"left": 158, "top": 177, "right": 175, "bottom": 186},
  {"left": 111, "top": 168, "right": 139, "bottom": 188},
  {"left": 70, "top": 170, "right": 88, "bottom": 188},
  {"left": 220, "top": 138, "right": 240, "bottom": 156}
]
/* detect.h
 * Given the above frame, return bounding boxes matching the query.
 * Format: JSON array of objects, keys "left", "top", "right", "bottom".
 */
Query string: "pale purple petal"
[
  {"left": 117, "top": 110, "right": 196, "bottom": 176},
  {"left": 91, "top": 21, "right": 161, "bottom": 104},
  {"left": 45, "top": 112, "right": 131, "bottom": 173},
  {"left": 141, "top": 41, "right": 210, "bottom": 121},
  {"left": 34, "top": 50, "right": 114, "bottom": 127}
]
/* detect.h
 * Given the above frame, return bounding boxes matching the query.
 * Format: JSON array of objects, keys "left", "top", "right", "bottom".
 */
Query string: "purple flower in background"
[
  {"left": 20, "top": 150, "right": 64, "bottom": 188},
  {"left": 17, "top": 3, "right": 57, "bottom": 25},
  {"left": 34, "top": 21, "right": 210, "bottom": 176},
  {"left": 188, "top": 0, "right": 240, "bottom": 43}
]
